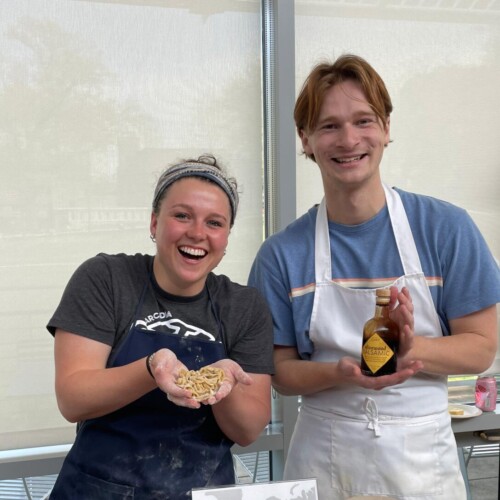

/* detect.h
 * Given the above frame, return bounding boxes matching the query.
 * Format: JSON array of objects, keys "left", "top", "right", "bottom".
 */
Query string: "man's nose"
[{"left": 337, "top": 124, "right": 360, "bottom": 148}]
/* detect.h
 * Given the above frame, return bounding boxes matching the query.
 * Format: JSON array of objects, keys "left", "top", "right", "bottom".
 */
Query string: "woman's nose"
[{"left": 186, "top": 220, "right": 205, "bottom": 239}]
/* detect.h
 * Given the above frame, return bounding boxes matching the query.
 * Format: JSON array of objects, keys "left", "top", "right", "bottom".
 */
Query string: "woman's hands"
[
  {"left": 201, "top": 359, "right": 253, "bottom": 405},
  {"left": 150, "top": 349, "right": 252, "bottom": 409}
]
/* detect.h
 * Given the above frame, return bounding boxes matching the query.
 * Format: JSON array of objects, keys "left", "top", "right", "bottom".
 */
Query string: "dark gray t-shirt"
[{"left": 47, "top": 253, "right": 274, "bottom": 374}]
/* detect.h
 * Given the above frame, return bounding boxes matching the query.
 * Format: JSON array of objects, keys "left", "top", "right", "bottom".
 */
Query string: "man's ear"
[
  {"left": 299, "top": 128, "right": 312, "bottom": 157},
  {"left": 384, "top": 116, "right": 391, "bottom": 146}
]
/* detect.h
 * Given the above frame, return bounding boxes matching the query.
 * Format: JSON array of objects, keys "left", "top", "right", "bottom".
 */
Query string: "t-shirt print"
[{"left": 134, "top": 310, "right": 216, "bottom": 342}]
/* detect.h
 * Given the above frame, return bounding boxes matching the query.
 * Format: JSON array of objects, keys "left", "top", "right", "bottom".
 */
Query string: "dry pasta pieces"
[{"left": 176, "top": 366, "right": 225, "bottom": 402}]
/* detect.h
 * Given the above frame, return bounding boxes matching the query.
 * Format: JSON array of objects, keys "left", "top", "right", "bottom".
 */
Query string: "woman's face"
[{"left": 150, "top": 177, "right": 231, "bottom": 296}]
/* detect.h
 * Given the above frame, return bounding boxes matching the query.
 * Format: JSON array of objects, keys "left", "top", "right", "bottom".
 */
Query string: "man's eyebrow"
[
  {"left": 317, "top": 110, "right": 377, "bottom": 125},
  {"left": 316, "top": 115, "right": 338, "bottom": 126}
]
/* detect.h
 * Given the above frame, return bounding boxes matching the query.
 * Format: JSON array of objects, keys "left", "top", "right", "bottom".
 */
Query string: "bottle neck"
[{"left": 374, "top": 302, "right": 391, "bottom": 317}]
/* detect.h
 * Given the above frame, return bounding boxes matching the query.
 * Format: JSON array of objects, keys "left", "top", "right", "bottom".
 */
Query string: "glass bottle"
[{"left": 361, "top": 288, "right": 399, "bottom": 377}]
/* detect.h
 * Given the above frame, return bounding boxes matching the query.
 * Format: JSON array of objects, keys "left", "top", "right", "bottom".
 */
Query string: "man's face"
[{"left": 300, "top": 79, "right": 390, "bottom": 191}]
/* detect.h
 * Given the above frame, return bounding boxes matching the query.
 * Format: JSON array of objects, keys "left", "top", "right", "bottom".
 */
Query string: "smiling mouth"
[
  {"left": 179, "top": 246, "right": 207, "bottom": 260},
  {"left": 333, "top": 154, "right": 367, "bottom": 164}
]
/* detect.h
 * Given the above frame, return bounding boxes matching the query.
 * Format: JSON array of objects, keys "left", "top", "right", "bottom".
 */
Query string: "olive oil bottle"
[{"left": 361, "top": 288, "right": 399, "bottom": 377}]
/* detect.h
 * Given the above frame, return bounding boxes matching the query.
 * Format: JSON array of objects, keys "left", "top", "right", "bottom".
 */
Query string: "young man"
[{"left": 249, "top": 54, "right": 499, "bottom": 499}]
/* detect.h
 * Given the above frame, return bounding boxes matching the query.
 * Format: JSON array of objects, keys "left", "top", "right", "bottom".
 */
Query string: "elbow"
[
  {"left": 55, "top": 384, "right": 78, "bottom": 423},
  {"left": 233, "top": 433, "right": 259, "bottom": 448},
  {"left": 232, "top": 420, "right": 268, "bottom": 447},
  {"left": 272, "top": 384, "right": 296, "bottom": 397},
  {"left": 474, "top": 352, "right": 497, "bottom": 375},
  {"left": 56, "top": 394, "right": 84, "bottom": 424},
  {"left": 57, "top": 403, "right": 80, "bottom": 424},
  {"left": 271, "top": 376, "right": 297, "bottom": 397},
  {"left": 475, "top": 336, "right": 498, "bottom": 374},
  {"left": 231, "top": 410, "right": 271, "bottom": 448},
  {"left": 463, "top": 344, "right": 498, "bottom": 375}
]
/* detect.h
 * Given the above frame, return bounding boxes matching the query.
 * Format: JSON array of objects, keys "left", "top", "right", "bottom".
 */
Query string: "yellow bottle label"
[{"left": 362, "top": 333, "right": 394, "bottom": 374}]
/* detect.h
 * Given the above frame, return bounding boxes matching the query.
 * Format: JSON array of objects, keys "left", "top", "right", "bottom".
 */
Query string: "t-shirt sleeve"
[
  {"left": 227, "top": 287, "right": 275, "bottom": 375},
  {"left": 440, "top": 209, "right": 500, "bottom": 320},
  {"left": 46, "top": 255, "right": 117, "bottom": 346},
  {"left": 248, "top": 238, "right": 298, "bottom": 348}
]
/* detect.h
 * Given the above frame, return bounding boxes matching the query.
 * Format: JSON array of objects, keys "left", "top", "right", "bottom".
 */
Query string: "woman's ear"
[{"left": 150, "top": 211, "right": 157, "bottom": 237}]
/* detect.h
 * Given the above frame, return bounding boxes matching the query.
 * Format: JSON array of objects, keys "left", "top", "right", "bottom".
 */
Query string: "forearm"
[
  {"left": 412, "top": 334, "right": 496, "bottom": 375},
  {"left": 56, "top": 358, "right": 156, "bottom": 422},
  {"left": 212, "top": 376, "right": 271, "bottom": 446},
  {"left": 410, "top": 306, "right": 498, "bottom": 375},
  {"left": 272, "top": 358, "right": 343, "bottom": 396}
]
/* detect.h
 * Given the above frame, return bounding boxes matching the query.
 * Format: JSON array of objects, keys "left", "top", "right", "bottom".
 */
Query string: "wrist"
[{"left": 146, "top": 352, "right": 156, "bottom": 379}]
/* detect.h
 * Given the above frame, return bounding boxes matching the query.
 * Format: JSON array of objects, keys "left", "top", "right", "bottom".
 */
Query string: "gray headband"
[{"left": 152, "top": 162, "right": 239, "bottom": 225}]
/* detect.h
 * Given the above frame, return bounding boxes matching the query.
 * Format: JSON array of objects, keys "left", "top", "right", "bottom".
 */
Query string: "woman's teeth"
[{"left": 179, "top": 246, "right": 206, "bottom": 258}]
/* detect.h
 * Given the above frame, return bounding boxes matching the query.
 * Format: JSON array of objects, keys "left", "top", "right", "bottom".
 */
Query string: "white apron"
[{"left": 284, "top": 185, "right": 466, "bottom": 500}]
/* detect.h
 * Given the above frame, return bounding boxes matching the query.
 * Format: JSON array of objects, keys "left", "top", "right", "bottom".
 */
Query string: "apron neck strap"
[
  {"left": 315, "top": 184, "right": 423, "bottom": 282},
  {"left": 383, "top": 184, "right": 423, "bottom": 275}
]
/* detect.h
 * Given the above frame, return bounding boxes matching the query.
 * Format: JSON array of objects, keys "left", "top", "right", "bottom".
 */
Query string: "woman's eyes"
[
  {"left": 173, "top": 213, "right": 224, "bottom": 228},
  {"left": 208, "top": 220, "right": 224, "bottom": 228}
]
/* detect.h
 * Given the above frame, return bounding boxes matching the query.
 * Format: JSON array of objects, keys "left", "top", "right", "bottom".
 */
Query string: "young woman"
[{"left": 47, "top": 155, "right": 274, "bottom": 499}]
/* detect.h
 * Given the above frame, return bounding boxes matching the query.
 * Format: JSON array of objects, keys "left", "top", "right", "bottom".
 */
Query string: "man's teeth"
[
  {"left": 335, "top": 155, "right": 363, "bottom": 163},
  {"left": 180, "top": 246, "right": 206, "bottom": 257}
]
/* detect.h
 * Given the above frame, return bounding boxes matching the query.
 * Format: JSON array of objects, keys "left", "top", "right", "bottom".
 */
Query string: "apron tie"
[{"left": 364, "top": 397, "right": 381, "bottom": 437}]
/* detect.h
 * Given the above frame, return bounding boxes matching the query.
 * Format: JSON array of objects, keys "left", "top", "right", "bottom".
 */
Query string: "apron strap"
[
  {"left": 314, "top": 198, "right": 332, "bottom": 283},
  {"left": 314, "top": 185, "right": 424, "bottom": 282},
  {"left": 364, "top": 397, "right": 382, "bottom": 437},
  {"left": 383, "top": 184, "right": 423, "bottom": 276}
]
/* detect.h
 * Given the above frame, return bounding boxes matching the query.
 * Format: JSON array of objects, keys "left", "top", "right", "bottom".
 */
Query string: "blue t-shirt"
[{"left": 248, "top": 188, "right": 500, "bottom": 360}]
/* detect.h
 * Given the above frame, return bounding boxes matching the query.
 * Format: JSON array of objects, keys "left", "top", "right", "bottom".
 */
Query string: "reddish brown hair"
[{"left": 294, "top": 54, "right": 393, "bottom": 160}]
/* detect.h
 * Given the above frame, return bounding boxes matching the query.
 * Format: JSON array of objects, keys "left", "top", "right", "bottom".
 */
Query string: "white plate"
[{"left": 448, "top": 404, "right": 482, "bottom": 419}]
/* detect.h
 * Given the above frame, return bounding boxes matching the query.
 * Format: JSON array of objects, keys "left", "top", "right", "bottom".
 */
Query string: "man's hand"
[
  {"left": 337, "top": 356, "right": 423, "bottom": 390},
  {"left": 337, "top": 286, "right": 423, "bottom": 389},
  {"left": 389, "top": 286, "right": 414, "bottom": 358}
]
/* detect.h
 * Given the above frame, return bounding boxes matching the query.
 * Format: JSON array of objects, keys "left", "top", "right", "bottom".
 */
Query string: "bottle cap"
[{"left": 375, "top": 288, "right": 391, "bottom": 305}]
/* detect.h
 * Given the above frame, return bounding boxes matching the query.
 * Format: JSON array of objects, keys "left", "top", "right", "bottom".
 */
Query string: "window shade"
[{"left": 0, "top": 0, "right": 263, "bottom": 452}]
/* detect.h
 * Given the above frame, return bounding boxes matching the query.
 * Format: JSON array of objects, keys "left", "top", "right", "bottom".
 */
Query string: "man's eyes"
[
  {"left": 358, "top": 118, "right": 375, "bottom": 126},
  {"left": 319, "top": 119, "right": 374, "bottom": 130},
  {"left": 320, "top": 123, "right": 337, "bottom": 130}
]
